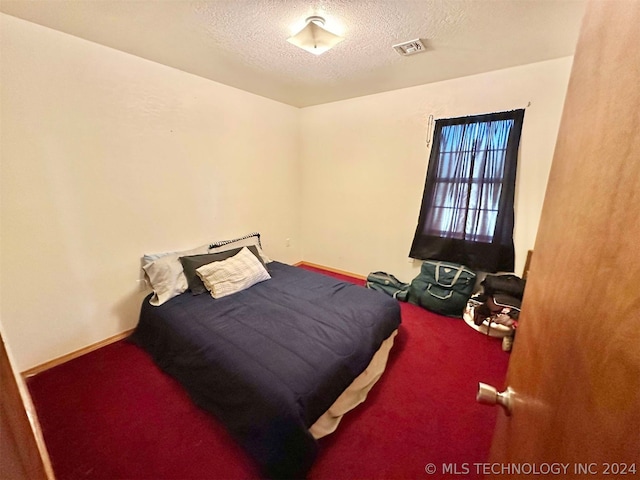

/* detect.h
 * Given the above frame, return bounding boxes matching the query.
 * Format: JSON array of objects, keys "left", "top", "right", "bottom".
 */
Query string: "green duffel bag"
[
  {"left": 366, "top": 271, "right": 410, "bottom": 301},
  {"left": 408, "top": 260, "right": 476, "bottom": 317}
]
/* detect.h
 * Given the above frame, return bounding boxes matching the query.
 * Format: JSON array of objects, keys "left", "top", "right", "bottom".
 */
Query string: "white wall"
[
  {"left": 1, "top": 13, "right": 573, "bottom": 372},
  {"left": 299, "top": 57, "right": 572, "bottom": 282},
  {"left": 0, "top": 15, "right": 301, "bottom": 371}
]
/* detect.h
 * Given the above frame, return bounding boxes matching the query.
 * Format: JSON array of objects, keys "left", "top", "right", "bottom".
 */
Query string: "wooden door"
[
  {"left": 0, "top": 328, "right": 54, "bottom": 479},
  {"left": 488, "top": 1, "right": 640, "bottom": 477}
]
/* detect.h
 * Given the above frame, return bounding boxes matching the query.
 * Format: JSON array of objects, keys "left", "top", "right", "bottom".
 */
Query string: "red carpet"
[{"left": 27, "top": 265, "right": 508, "bottom": 479}]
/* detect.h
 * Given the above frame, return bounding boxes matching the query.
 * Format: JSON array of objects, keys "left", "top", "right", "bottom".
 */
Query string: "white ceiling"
[{"left": 0, "top": 0, "right": 587, "bottom": 107}]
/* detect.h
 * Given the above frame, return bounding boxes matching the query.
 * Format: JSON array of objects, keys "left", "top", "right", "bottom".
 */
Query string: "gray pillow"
[{"left": 180, "top": 246, "right": 265, "bottom": 295}]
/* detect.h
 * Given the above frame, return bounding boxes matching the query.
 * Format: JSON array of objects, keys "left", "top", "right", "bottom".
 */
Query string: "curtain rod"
[{"left": 425, "top": 103, "right": 531, "bottom": 147}]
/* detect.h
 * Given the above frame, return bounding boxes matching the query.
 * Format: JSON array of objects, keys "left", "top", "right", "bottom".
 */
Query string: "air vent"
[{"left": 393, "top": 38, "right": 426, "bottom": 56}]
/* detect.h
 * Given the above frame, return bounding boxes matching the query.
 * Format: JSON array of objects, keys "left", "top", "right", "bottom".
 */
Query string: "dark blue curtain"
[{"left": 409, "top": 109, "right": 525, "bottom": 272}]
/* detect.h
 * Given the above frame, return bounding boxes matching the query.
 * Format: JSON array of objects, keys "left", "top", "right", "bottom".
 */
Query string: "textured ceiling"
[{"left": 0, "top": 0, "right": 587, "bottom": 107}]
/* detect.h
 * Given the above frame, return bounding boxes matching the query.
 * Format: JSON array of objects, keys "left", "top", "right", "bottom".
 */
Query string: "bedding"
[
  {"left": 180, "top": 245, "right": 265, "bottom": 295},
  {"left": 130, "top": 261, "right": 401, "bottom": 478},
  {"left": 141, "top": 233, "right": 269, "bottom": 306},
  {"left": 196, "top": 246, "right": 271, "bottom": 299},
  {"left": 142, "top": 244, "right": 210, "bottom": 305}
]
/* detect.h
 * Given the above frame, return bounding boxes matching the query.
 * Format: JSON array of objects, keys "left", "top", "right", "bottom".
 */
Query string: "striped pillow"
[{"left": 196, "top": 247, "right": 271, "bottom": 299}]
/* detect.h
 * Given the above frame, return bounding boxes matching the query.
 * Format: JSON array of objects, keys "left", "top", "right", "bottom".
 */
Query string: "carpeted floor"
[{"left": 27, "top": 265, "right": 508, "bottom": 479}]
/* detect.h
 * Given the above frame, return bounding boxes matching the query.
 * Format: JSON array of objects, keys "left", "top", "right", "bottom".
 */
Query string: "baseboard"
[
  {"left": 21, "top": 329, "right": 134, "bottom": 378},
  {"left": 294, "top": 261, "right": 367, "bottom": 280}
]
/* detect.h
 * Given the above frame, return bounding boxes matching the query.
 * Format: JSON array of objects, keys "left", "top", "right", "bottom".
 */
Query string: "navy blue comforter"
[{"left": 131, "top": 262, "right": 401, "bottom": 478}]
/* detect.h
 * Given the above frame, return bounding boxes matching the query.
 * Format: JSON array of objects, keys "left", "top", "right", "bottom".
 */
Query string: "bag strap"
[
  {"left": 369, "top": 272, "right": 401, "bottom": 282},
  {"left": 426, "top": 284, "right": 454, "bottom": 300},
  {"left": 434, "top": 262, "right": 465, "bottom": 287}
]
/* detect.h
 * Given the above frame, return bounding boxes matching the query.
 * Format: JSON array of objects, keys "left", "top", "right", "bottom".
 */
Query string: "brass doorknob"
[{"left": 476, "top": 382, "right": 514, "bottom": 416}]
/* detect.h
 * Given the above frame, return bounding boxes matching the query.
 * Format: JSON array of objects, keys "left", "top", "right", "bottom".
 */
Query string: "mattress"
[{"left": 130, "top": 261, "right": 401, "bottom": 478}]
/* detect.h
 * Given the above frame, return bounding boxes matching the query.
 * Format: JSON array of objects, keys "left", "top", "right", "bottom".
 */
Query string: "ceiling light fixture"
[{"left": 287, "top": 16, "right": 344, "bottom": 55}]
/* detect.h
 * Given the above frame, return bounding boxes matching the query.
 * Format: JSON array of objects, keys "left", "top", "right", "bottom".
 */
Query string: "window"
[{"left": 409, "top": 109, "right": 525, "bottom": 272}]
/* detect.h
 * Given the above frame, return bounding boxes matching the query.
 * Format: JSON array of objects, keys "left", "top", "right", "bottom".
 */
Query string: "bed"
[{"left": 131, "top": 260, "right": 401, "bottom": 478}]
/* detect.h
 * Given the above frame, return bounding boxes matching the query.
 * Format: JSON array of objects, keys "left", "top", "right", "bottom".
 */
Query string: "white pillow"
[
  {"left": 196, "top": 247, "right": 271, "bottom": 299},
  {"left": 209, "top": 232, "right": 271, "bottom": 263},
  {"left": 142, "top": 244, "right": 209, "bottom": 306}
]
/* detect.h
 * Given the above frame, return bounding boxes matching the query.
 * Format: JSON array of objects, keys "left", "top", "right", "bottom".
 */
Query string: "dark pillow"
[{"left": 180, "top": 246, "right": 265, "bottom": 295}]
